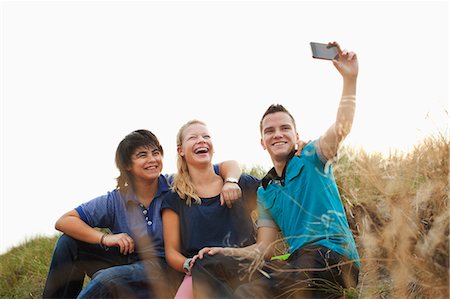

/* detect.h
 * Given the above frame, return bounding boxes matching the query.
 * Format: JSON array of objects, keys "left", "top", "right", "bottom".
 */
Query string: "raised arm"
[
  {"left": 318, "top": 41, "right": 358, "bottom": 161},
  {"left": 55, "top": 210, "right": 134, "bottom": 254},
  {"left": 218, "top": 160, "right": 242, "bottom": 207}
]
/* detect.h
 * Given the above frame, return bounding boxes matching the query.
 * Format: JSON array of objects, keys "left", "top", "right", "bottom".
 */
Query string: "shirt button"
[
  {"left": 147, "top": 221, "right": 152, "bottom": 226},
  {"left": 143, "top": 210, "right": 148, "bottom": 215}
]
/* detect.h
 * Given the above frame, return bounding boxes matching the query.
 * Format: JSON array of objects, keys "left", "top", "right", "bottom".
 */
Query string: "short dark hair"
[
  {"left": 115, "top": 129, "right": 163, "bottom": 193},
  {"left": 259, "top": 104, "right": 296, "bottom": 133}
]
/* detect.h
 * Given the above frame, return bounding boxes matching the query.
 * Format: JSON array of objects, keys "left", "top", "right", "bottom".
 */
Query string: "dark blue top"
[{"left": 161, "top": 174, "right": 260, "bottom": 257}]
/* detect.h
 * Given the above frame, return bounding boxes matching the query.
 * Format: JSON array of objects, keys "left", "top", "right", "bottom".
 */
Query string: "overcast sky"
[{"left": 1, "top": 0, "right": 448, "bottom": 254}]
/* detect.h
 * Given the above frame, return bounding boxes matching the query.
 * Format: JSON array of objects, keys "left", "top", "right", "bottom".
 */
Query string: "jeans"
[
  {"left": 42, "top": 234, "right": 134, "bottom": 298},
  {"left": 77, "top": 258, "right": 184, "bottom": 299},
  {"left": 235, "top": 245, "right": 359, "bottom": 299},
  {"left": 192, "top": 254, "right": 260, "bottom": 299}
]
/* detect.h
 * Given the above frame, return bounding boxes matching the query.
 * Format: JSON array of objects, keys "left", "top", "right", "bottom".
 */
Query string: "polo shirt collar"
[
  {"left": 124, "top": 175, "right": 170, "bottom": 204},
  {"left": 262, "top": 150, "right": 296, "bottom": 190}
]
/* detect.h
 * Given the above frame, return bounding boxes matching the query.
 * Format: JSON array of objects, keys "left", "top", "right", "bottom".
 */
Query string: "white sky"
[{"left": 1, "top": 1, "right": 448, "bottom": 254}]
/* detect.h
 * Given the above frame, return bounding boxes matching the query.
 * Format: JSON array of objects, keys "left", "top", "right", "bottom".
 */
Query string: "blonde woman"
[{"left": 162, "top": 120, "right": 260, "bottom": 298}]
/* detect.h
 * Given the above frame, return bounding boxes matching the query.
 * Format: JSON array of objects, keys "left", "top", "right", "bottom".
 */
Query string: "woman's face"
[
  {"left": 128, "top": 145, "right": 163, "bottom": 182},
  {"left": 178, "top": 123, "right": 214, "bottom": 167}
]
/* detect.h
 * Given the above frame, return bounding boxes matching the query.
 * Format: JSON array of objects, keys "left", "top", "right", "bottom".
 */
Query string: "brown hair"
[
  {"left": 259, "top": 104, "right": 297, "bottom": 134},
  {"left": 115, "top": 130, "right": 163, "bottom": 194}
]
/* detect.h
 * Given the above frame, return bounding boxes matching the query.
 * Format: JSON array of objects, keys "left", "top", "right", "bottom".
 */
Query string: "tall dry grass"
[{"left": 335, "top": 134, "right": 449, "bottom": 298}]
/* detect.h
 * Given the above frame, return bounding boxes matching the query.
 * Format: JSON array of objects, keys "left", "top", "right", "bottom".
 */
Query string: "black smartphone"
[{"left": 310, "top": 42, "right": 339, "bottom": 60}]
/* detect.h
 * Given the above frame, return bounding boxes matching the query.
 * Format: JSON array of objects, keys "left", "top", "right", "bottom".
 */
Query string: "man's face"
[
  {"left": 128, "top": 145, "right": 163, "bottom": 182},
  {"left": 260, "top": 111, "right": 299, "bottom": 162}
]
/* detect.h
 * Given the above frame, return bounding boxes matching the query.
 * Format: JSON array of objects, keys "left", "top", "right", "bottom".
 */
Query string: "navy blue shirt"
[{"left": 161, "top": 174, "right": 260, "bottom": 257}]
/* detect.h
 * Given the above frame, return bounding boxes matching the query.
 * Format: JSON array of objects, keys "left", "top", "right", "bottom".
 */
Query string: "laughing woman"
[{"left": 162, "top": 120, "right": 260, "bottom": 298}]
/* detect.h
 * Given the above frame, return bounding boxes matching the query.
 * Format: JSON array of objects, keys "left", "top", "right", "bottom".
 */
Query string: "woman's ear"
[{"left": 177, "top": 145, "right": 184, "bottom": 156}]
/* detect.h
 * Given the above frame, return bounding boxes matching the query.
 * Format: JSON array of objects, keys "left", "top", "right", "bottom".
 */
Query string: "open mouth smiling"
[
  {"left": 272, "top": 142, "right": 287, "bottom": 147},
  {"left": 194, "top": 147, "right": 209, "bottom": 154}
]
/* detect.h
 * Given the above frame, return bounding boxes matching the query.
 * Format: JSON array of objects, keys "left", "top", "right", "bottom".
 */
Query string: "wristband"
[
  {"left": 183, "top": 258, "right": 193, "bottom": 275},
  {"left": 100, "top": 233, "right": 109, "bottom": 250},
  {"left": 224, "top": 177, "right": 239, "bottom": 184}
]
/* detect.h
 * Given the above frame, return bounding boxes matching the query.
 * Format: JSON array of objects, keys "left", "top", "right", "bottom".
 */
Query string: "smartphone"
[{"left": 310, "top": 42, "right": 339, "bottom": 60}]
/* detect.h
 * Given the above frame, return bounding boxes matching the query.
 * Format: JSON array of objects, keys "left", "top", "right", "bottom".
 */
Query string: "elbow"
[
  {"left": 54, "top": 215, "right": 67, "bottom": 232},
  {"left": 54, "top": 218, "right": 63, "bottom": 232}
]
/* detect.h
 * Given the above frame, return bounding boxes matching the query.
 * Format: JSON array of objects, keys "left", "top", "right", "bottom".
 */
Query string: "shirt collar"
[
  {"left": 124, "top": 175, "right": 170, "bottom": 204},
  {"left": 261, "top": 150, "right": 296, "bottom": 190}
]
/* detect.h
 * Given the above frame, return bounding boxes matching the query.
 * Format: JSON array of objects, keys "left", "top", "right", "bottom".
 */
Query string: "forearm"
[
  {"left": 212, "top": 241, "right": 274, "bottom": 261},
  {"left": 55, "top": 214, "right": 104, "bottom": 245},
  {"left": 336, "top": 76, "right": 357, "bottom": 137},
  {"left": 218, "top": 160, "right": 242, "bottom": 180},
  {"left": 166, "top": 248, "right": 188, "bottom": 273},
  {"left": 319, "top": 78, "right": 357, "bottom": 160}
]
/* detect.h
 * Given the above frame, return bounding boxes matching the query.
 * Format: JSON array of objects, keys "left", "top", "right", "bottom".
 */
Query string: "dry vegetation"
[{"left": 334, "top": 134, "right": 449, "bottom": 298}]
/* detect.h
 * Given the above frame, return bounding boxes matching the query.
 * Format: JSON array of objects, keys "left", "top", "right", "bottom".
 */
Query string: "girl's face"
[
  {"left": 178, "top": 123, "right": 214, "bottom": 167},
  {"left": 128, "top": 145, "right": 163, "bottom": 182}
]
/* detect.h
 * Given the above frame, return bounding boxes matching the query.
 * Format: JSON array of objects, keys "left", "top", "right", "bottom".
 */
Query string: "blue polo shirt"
[
  {"left": 75, "top": 174, "right": 172, "bottom": 257},
  {"left": 257, "top": 140, "right": 360, "bottom": 268}
]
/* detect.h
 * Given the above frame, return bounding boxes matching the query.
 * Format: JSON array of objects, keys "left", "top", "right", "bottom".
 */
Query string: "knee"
[
  {"left": 194, "top": 254, "right": 232, "bottom": 269},
  {"left": 53, "top": 234, "right": 78, "bottom": 255}
]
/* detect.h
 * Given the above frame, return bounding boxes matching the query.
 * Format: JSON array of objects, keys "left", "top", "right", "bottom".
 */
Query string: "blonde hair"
[{"left": 172, "top": 119, "right": 207, "bottom": 206}]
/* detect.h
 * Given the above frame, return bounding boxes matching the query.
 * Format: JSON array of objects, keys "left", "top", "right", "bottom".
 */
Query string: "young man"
[
  {"left": 42, "top": 129, "right": 242, "bottom": 298},
  {"left": 197, "top": 41, "right": 360, "bottom": 298}
]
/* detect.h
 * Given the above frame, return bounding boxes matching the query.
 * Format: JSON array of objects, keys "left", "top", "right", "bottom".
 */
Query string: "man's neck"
[
  {"left": 272, "top": 160, "right": 287, "bottom": 177},
  {"left": 134, "top": 177, "right": 159, "bottom": 208},
  {"left": 271, "top": 150, "right": 297, "bottom": 177}
]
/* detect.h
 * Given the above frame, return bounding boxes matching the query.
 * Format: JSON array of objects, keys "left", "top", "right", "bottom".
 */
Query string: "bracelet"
[
  {"left": 183, "top": 258, "right": 193, "bottom": 275},
  {"left": 100, "top": 233, "right": 109, "bottom": 250}
]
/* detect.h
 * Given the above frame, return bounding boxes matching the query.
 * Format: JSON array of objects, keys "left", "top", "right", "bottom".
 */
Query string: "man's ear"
[{"left": 260, "top": 138, "right": 266, "bottom": 150}]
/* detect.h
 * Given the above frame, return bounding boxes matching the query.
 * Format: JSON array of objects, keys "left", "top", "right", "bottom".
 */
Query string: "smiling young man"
[{"left": 196, "top": 41, "right": 361, "bottom": 298}]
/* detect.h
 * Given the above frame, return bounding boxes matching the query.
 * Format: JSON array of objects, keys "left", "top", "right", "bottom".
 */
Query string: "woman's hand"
[{"left": 102, "top": 233, "right": 135, "bottom": 255}]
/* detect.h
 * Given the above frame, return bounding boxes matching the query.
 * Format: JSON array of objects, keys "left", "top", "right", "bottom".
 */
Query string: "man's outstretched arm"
[{"left": 319, "top": 41, "right": 358, "bottom": 161}]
